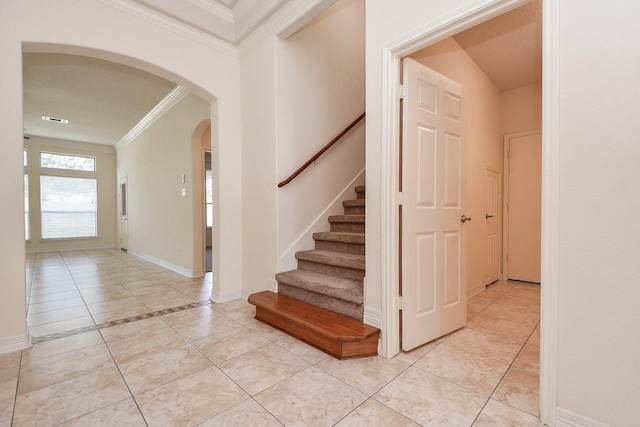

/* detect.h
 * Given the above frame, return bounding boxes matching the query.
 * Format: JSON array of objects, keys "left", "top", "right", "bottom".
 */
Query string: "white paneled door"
[
  {"left": 401, "top": 58, "right": 467, "bottom": 351},
  {"left": 485, "top": 168, "right": 500, "bottom": 285},
  {"left": 119, "top": 176, "right": 129, "bottom": 250},
  {"left": 505, "top": 132, "right": 541, "bottom": 283}
]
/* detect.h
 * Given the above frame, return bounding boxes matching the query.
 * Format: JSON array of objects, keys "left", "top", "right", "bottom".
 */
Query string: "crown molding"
[
  {"left": 190, "top": 0, "right": 234, "bottom": 22},
  {"left": 115, "top": 85, "right": 190, "bottom": 149},
  {"left": 98, "top": 0, "right": 239, "bottom": 57},
  {"left": 238, "top": 0, "right": 335, "bottom": 55}
]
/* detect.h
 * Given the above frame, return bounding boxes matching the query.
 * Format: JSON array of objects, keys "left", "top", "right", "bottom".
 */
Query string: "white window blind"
[{"left": 40, "top": 176, "right": 97, "bottom": 239}]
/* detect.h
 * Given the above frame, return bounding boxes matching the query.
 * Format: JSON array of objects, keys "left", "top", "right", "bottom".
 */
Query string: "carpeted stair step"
[
  {"left": 342, "top": 199, "right": 365, "bottom": 215},
  {"left": 248, "top": 291, "right": 379, "bottom": 359},
  {"left": 313, "top": 231, "right": 365, "bottom": 255},
  {"left": 355, "top": 185, "right": 365, "bottom": 200},
  {"left": 275, "top": 269, "right": 363, "bottom": 304},
  {"left": 277, "top": 283, "right": 363, "bottom": 320},
  {"left": 329, "top": 214, "right": 365, "bottom": 233},
  {"left": 295, "top": 250, "right": 365, "bottom": 281}
]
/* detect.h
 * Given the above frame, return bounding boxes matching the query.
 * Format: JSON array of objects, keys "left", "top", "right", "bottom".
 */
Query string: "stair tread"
[
  {"left": 328, "top": 214, "right": 365, "bottom": 223},
  {"left": 248, "top": 291, "right": 378, "bottom": 341},
  {"left": 276, "top": 269, "right": 363, "bottom": 303},
  {"left": 342, "top": 199, "right": 365, "bottom": 207},
  {"left": 296, "top": 250, "right": 365, "bottom": 270},
  {"left": 312, "top": 231, "right": 365, "bottom": 244}
]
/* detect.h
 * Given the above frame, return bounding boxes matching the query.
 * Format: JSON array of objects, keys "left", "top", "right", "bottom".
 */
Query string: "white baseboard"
[
  {"left": 0, "top": 332, "right": 31, "bottom": 355},
  {"left": 556, "top": 408, "right": 609, "bottom": 427},
  {"left": 211, "top": 288, "right": 243, "bottom": 303},
  {"left": 364, "top": 305, "right": 383, "bottom": 356},
  {"left": 467, "top": 282, "right": 486, "bottom": 299},
  {"left": 363, "top": 305, "right": 382, "bottom": 329},
  {"left": 128, "top": 250, "right": 200, "bottom": 278}
]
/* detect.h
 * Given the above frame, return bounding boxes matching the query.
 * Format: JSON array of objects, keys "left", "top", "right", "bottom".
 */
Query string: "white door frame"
[
  {"left": 502, "top": 129, "right": 542, "bottom": 282},
  {"left": 485, "top": 166, "right": 502, "bottom": 286},
  {"left": 378, "top": 0, "right": 559, "bottom": 423}
]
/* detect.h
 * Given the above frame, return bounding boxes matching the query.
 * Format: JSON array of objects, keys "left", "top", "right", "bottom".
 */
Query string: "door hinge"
[
  {"left": 398, "top": 295, "right": 406, "bottom": 311},
  {"left": 399, "top": 84, "right": 407, "bottom": 99},
  {"left": 397, "top": 191, "right": 406, "bottom": 206}
]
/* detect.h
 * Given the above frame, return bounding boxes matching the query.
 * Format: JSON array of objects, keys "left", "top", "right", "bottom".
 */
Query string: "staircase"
[{"left": 248, "top": 185, "right": 379, "bottom": 359}]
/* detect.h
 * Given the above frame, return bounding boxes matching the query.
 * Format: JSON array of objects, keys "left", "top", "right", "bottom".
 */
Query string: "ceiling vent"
[{"left": 42, "top": 115, "right": 69, "bottom": 124}]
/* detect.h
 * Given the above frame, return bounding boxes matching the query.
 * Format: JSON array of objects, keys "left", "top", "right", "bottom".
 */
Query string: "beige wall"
[
  {"left": 276, "top": 0, "right": 366, "bottom": 272},
  {"left": 555, "top": 1, "right": 640, "bottom": 424},
  {"left": 240, "top": 0, "right": 365, "bottom": 296},
  {"left": 410, "top": 37, "right": 502, "bottom": 295},
  {"left": 501, "top": 82, "right": 542, "bottom": 135},
  {"left": 25, "top": 138, "right": 117, "bottom": 252},
  {"left": 0, "top": 0, "right": 243, "bottom": 348},
  {"left": 116, "top": 93, "right": 210, "bottom": 276}
]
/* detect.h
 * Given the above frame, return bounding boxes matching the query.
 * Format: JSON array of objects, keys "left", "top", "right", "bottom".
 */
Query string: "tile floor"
[{"left": 0, "top": 249, "right": 543, "bottom": 426}]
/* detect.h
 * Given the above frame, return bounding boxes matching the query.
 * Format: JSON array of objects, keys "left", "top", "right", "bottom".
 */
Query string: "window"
[
  {"left": 206, "top": 169, "right": 213, "bottom": 227},
  {"left": 40, "top": 176, "right": 97, "bottom": 239},
  {"left": 40, "top": 152, "right": 95, "bottom": 171}
]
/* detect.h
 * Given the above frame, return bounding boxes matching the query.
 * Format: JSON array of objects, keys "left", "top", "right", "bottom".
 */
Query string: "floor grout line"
[{"left": 32, "top": 300, "right": 212, "bottom": 344}]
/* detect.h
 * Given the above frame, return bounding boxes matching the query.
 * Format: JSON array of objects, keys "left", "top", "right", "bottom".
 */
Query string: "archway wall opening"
[{"left": 0, "top": 0, "right": 242, "bottom": 345}]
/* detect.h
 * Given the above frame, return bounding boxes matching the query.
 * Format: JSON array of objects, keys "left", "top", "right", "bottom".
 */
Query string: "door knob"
[
  {"left": 460, "top": 215, "right": 471, "bottom": 223},
  {"left": 486, "top": 214, "right": 495, "bottom": 219}
]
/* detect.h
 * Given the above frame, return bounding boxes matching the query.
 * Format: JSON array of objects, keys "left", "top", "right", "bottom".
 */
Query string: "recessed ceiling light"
[{"left": 42, "top": 115, "right": 69, "bottom": 124}]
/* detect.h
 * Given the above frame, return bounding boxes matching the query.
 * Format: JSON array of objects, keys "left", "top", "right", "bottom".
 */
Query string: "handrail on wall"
[{"left": 277, "top": 112, "right": 366, "bottom": 188}]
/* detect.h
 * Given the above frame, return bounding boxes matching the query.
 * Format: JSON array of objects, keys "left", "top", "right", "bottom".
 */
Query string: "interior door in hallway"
[
  {"left": 119, "top": 176, "right": 129, "bottom": 250},
  {"left": 505, "top": 132, "right": 541, "bottom": 283},
  {"left": 401, "top": 57, "right": 467, "bottom": 351},
  {"left": 485, "top": 168, "right": 500, "bottom": 285}
]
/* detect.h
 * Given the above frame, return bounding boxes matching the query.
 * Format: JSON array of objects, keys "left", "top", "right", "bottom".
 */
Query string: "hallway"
[{"left": 1, "top": 249, "right": 541, "bottom": 426}]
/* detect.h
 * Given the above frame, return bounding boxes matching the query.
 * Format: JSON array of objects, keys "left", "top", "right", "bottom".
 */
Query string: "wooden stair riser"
[
  {"left": 297, "top": 260, "right": 364, "bottom": 282},
  {"left": 315, "top": 240, "right": 365, "bottom": 255},
  {"left": 248, "top": 291, "right": 379, "bottom": 359},
  {"left": 276, "top": 284, "right": 364, "bottom": 320}
]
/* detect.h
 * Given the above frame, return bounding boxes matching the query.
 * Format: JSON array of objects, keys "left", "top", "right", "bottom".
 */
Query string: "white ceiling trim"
[
  {"left": 98, "top": 0, "right": 238, "bottom": 57},
  {"left": 115, "top": 85, "right": 190, "bottom": 149},
  {"left": 238, "top": 0, "right": 337, "bottom": 55},
  {"left": 190, "top": 0, "right": 235, "bottom": 22}
]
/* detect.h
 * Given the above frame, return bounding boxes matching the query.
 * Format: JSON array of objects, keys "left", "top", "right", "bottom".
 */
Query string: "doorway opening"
[
  {"left": 204, "top": 150, "right": 213, "bottom": 273},
  {"left": 380, "top": 0, "right": 558, "bottom": 423}
]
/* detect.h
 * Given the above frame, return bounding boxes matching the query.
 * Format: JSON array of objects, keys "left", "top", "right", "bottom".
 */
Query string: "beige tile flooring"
[{"left": 0, "top": 249, "right": 543, "bottom": 426}]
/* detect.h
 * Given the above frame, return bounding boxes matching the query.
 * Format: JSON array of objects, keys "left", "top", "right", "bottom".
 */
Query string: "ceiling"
[
  {"left": 128, "top": 0, "right": 289, "bottom": 44},
  {"left": 453, "top": 0, "right": 542, "bottom": 92},
  {"left": 22, "top": 0, "right": 541, "bottom": 146}
]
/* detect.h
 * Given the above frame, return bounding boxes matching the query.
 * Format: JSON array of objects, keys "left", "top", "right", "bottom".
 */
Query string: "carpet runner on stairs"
[{"left": 249, "top": 185, "right": 379, "bottom": 358}]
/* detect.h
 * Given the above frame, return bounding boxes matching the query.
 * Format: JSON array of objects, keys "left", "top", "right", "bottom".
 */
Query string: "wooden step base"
[{"left": 248, "top": 291, "right": 379, "bottom": 359}]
